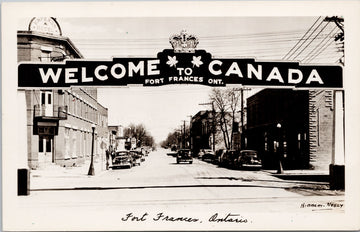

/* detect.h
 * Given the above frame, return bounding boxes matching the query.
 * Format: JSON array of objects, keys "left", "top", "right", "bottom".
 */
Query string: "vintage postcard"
[{"left": 2, "top": 1, "right": 360, "bottom": 231}]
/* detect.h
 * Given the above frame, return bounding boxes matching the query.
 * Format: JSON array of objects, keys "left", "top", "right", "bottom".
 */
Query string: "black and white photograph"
[{"left": 2, "top": 1, "right": 360, "bottom": 231}]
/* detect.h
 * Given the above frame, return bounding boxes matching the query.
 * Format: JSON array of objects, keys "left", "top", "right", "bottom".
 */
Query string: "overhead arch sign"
[{"left": 18, "top": 31, "right": 343, "bottom": 88}]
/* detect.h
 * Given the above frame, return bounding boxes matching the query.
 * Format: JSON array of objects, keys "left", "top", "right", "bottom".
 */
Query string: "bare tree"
[
  {"left": 161, "top": 125, "right": 191, "bottom": 149},
  {"left": 209, "top": 88, "right": 241, "bottom": 150},
  {"left": 124, "top": 123, "right": 155, "bottom": 147}
]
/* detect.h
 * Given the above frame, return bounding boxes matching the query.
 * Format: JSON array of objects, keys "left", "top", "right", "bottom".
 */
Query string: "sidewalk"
[
  {"left": 262, "top": 169, "right": 329, "bottom": 183},
  {"left": 30, "top": 158, "right": 109, "bottom": 190}
]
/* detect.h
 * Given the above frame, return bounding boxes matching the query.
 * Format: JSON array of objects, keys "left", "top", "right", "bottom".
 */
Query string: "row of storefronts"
[{"left": 190, "top": 88, "right": 336, "bottom": 171}]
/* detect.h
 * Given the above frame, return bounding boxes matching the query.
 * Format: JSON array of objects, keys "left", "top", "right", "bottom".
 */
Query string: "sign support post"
[
  {"left": 17, "top": 90, "right": 30, "bottom": 195},
  {"left": 330, "top": 90, "right": 345, "bottom": 190}
]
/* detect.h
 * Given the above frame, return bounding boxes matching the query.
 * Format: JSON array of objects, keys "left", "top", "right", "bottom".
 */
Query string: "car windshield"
[
  {"left": 178, "top": 150, "right": 190, "bottom": 155},
  {"left": 131, "top": 151, "right": 142, "bottom": 156},
  {"left": 242, "top": 151, "right": 257, "bottom": 157}
]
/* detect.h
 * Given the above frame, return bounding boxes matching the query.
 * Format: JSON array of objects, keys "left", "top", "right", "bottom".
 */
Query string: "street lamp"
[
  {"left": 88, "top": 123, "right": 96, "bottom": 176},
  {"left": 106, "top": 130, "right": 116, "bottom": 170},
  {"left": 276, "top": 123, "right": 284, "bottom": 174}
]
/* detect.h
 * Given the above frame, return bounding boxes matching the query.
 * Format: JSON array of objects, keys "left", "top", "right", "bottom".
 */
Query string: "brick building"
[
  {"left": 18, "top": 17, "right": 109, "bottom": 169},
  {"left": 108, "top": 125, "right": 127, "bottom": 151},
  {"left": 191, "top": 111, "right": 214, "bottom": 155},
  {"left": 191, "top": 110, "right": 233, "bottom": 155},
  {"left": 246, "top": 88, "right": 334, "bottom": 171}
]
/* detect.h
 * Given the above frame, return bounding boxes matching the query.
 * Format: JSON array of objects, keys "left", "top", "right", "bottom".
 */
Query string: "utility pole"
[
  {"left": 240, "top": 88, "right": 244, "bottom": 149},
  {"left": 182, "top": 120, "right": 186, "bottom": 149},
  {"left": 211, "top": 102, "right": 215, "bottom": 152},
  {"left": 324, "top": 16, "right": 345, "bottom": 190},
  {"left": 234, "top": 87, "right": 251, "bottom": 150},
  {"left": 187, "top": 115, "right": 192, "bottom": 150},
  {"left": 324, "top": 16, "right": 344, "bottom": 64}
]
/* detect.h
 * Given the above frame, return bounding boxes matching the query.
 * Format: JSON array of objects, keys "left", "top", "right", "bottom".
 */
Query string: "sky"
[{"left": 18, "top": 17, "right": 341, "bottom": 143}]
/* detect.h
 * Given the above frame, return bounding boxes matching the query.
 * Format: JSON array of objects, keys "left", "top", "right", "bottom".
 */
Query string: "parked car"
[
  {"left": 141, "top": 147, "right": 151, "bottom": 156},
  {"left": 176, "top": 149, "right": 193, "bottom": 164},
  {"left": 167, "top": 151, "right": 178, "bottom": 157},
  {"left": 219, "top": 150, "right": 241, "bottom": 168},
  {"left": 197, "top": 149, "right": 205, "bottom": 159},
  {"left": 236, "top": 150, "right": 262, "bottom": 170},
  {"left": 201, "top": 149, "right": 215, "bottom": 162},
  {"left": 214, "top": 149, "right": 226, "bottom": 164},
  {"left": 130, "top": 150, "right": 143, "bottom": 166},
  {"left": 171, "top": 144, "right": 178, "bottom": 151},
  {"left": 110, "top": 151, "right": 133, "bottom": 169}
]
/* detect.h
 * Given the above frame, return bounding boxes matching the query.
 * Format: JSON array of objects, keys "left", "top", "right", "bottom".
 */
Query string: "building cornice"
[{"left": 17, "top": 30, "right": 83, "bottom": 59}]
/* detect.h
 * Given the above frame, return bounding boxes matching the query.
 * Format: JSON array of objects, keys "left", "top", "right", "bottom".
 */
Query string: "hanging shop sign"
[{"left": 18, "top": 30, "right": 343, "bottom": 88}]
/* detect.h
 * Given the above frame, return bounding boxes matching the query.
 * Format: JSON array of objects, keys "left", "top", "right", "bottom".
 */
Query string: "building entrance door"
[
  {"left": 38, "top": 136, "right": 53, "bottom": 166},
  {"left": 40, "top": 91, "right": 53, "bottom": 117}
]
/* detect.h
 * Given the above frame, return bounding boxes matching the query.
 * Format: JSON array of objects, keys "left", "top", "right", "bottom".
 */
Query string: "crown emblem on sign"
[{"left": 169, "top": 30, "right": 199, "bottom": 53}]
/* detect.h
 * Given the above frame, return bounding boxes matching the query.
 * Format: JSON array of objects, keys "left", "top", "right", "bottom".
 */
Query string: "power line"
[
  {"left": 305, "top": 37, "right": 336, "bottom": 63},
  {"left": 282, "top": 16, "right": 322, "bottom": 60},
  {"left": 301, "top": 26, "right": 339, "bottom": 63},
  {"left": 292, "top": 21, "right": 330, "bottom": 60}
]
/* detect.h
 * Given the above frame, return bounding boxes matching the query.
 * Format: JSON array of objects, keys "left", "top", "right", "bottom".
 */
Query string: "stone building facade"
[{"left": 308, "top": 90, "right": 334, "bottom": 170}]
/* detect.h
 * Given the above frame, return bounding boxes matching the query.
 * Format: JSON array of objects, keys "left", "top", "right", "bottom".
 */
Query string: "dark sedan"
[
  {"left": 236, "top": 150, "right": 262, "bottom": 170},
  {"left": 130, "top": 150, "right": 143, "bottom": 166},
  {"left": 110, "top": 151, "right": 133, "bottom": 169},
  {"left": 201, "top": 149, "right": 215, "bottom": 162},
  {"left": 219, "top": 150, "right": 241, "bottom": 168},
  {"left": 176, "top": 149, "right": 193, "bottom": 164}
]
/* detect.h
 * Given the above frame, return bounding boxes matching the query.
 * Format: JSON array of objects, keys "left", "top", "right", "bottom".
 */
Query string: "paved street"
[{"left": 12, "top": 148, "right": 345, "bottom": 231}]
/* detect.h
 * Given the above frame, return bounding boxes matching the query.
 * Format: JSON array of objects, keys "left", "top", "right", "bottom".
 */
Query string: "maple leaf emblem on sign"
[
  {"left": 191, "top": 56, "right": 203, "bottom": 68},
  {"left": 166, "top": 56, "right": 178, "bottom": 67}
]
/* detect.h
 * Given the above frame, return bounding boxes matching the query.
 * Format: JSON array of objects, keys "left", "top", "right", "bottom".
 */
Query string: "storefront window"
[
  {"left": 72, "top": 130, "right": 77, "bottom": 158},
  {"left": 264, "top": 133, "right": 268, "bottom": 151},
  {"left": 65, "top": 128, "right": 70, "bottom": 158}
]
